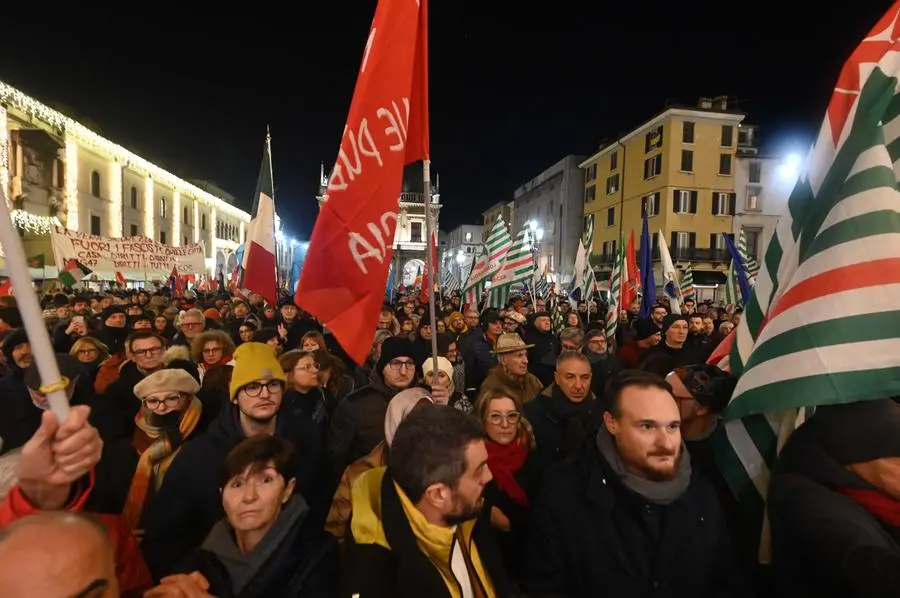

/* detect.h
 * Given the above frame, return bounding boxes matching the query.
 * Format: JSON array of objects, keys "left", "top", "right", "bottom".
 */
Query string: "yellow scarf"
[
  {"left": 393, "top": 481, "right": 496, "bottom": 598},
  {"left": 122, "top": 397, "right": 202, "bottom": 530}
]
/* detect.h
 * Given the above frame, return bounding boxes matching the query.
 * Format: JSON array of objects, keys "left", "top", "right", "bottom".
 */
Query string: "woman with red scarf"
[{"left": 475, "top": 388, "right": 537, "bottom": 580}]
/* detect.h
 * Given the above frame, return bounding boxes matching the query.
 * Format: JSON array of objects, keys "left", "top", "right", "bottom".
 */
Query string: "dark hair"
[
  {"left": 127, "top": 330, "right": 164, "bottom": 353},
  {"left": 221, "top": 435, "right": 296, "bottom": 488},
  {"left": 604, "top": 369, "right": 673, "bottom": 417},
  {"left": 390, "top": 404, "right": 485, "bottom": 502}
]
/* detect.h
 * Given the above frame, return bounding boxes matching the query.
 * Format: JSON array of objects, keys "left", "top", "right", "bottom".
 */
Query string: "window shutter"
[
  {"left": 728, "top": 193, "right": 737, "bottom": 215},
  {"left": 672, "top": 189, "right": 679, "bottom": 212},
  {"left": 689, "top": 232, "right": 696, "bottom": 248},
  {"left": 641, "top": 196, "right": 647, "bottom": 216},
  {"left": 690, "top": 190, "right": 698, "bottom": 214},
  {"left": 709, "top": 233, "right": 716, "bottom": 248},
  {"left": 670, "top": 231, "right": 678, "bottom": 251},
  {"left": 711, "top": 192, "right": 718, "bottom": 215}
]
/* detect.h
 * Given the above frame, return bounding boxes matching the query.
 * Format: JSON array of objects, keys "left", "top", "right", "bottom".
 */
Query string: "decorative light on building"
[
  {"left": 0, "top": 80, "right": 250, "bottom": 223},
  {"left": 210, "top": 206, "right": 217, "bottom": 259},
  {"left": 144, "top": 177, "right": 154, "bottom": 240},
  {"left": 172, "top": 191, "right": 181, "bottom": 246},
  {"left": 11, "top": 209, "right": 61, "bottom": 236},
  {"left": 108, "top": 161, "right": 122, "bottom": 237},
  {"left": 193, "top": 200, "right": 200, "bottom": 244},
  {"left": 0, "top": 105, "right": 8, "bottom": 204},
  {"left": 64, "top": 135, "right": 79, "bottom": 232}
]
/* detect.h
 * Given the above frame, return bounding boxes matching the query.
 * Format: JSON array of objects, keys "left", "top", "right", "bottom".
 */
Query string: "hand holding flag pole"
[{"left": 0, "top": 186, "right": 70, "bottom": 421}]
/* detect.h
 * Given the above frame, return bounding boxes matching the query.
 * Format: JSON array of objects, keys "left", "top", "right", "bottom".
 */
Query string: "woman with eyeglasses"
[
  {"left": 475, "top": 388, "right": 538, "bottom": 580},
  {"left": 278, "top": 350, "right": 332, "bottom": 429},
  {"left": 89, "top": 368, "right": 204, "bottom": 538}
]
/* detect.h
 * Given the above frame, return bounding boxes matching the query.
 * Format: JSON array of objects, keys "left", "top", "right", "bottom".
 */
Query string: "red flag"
[
  {"left": 295, "top": 0, "right": 429, "bottom": 364},
  {"left": 115, "top": 272, "right": 125, "bottom": 285},
  {"left": 622, "top": 230, "right": 640, "bottom": 309},
  {"left": 0, "top": 279, "right": 12, "bottom": 296},
  {"left": 419, "top": 231, "right": 437, "bottom": 305}
]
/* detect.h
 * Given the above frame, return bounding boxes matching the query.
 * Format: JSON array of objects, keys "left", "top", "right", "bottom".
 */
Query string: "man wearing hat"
[
  {"left": 328, "top": 336, "right": 419, "bottom": 477},
  {"left": 478, "top": 332, "right": 544, "bottom": 406},
  {"left": 141, "top": 342, "right": 327, "bottom": 579},
  {"left": 462, "top": 309, "right": 504, "bottom": 396}
]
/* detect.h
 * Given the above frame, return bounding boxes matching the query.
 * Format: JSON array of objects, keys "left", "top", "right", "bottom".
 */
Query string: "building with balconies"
[
  {"left": 580, "top": 96, "right": 745, "bottom": 297},
  {"left": 316, "top": 162, "right": 441, "bottom": 288},
  {"left": 0, "top": 80, "right": 251, "bottom": 279}
]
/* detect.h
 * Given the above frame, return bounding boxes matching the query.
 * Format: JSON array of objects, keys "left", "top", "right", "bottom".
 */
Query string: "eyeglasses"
[
  {"left": 488, "top": 412, "right": 521, "bottom": 426},
  {"left": 388, "top": 359, "right": 415, "bottom": 371},
  {"left": 143, "top": 393, "right": 183, "bottom": 409},
  {"left": 242, "top": 380, "right": 284, "bottom": 397},
  {"left": 295, "top": 362, "right": 321, "bottom": 372},
  {"left": 76, "top": 348, "right": 99, "bottom": 355},
  {"left": 133, "top": 346, "right": 163, "bottom": 357},
  {"left": 202, "top": 346, "right": 223, "bottom": 355}
]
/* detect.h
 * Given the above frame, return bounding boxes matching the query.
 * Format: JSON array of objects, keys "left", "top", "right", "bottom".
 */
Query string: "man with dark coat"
[
  {"left": 328, "top": 336, "right": 417, "bottom": 477},
  {"left": 524, "top": 369, "right": 747, "bottom": 597},
  {"left": 769, "top": 399, "right": 900, "bottom": 596}
]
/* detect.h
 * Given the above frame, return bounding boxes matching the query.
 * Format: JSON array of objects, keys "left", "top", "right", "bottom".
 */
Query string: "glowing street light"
[
  {"left": 456, "top": 251, "right": 465, "bottom": 264},
  {"left": 777, "top": 153, "right": 802, "bottom": 184}
]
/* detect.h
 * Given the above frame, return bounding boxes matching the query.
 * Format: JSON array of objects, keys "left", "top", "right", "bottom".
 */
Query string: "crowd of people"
[{"left": 0, "top": 285, "right": 897, "bottom": 597}]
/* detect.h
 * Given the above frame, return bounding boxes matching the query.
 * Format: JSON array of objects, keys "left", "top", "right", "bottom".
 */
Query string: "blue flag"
[
  {"left": 723, "top": 233, "right": 752, "bottom": 304},
  {"left": 638, "top": 210, "right": 656, "bottom": 318}
]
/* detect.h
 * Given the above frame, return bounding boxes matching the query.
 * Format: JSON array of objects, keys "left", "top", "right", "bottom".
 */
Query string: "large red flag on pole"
[{"left": 295, "top": 0, "right": 429, "bottom": 363}]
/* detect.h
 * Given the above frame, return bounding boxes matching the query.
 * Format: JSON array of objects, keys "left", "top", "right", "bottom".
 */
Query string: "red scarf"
[
  {"left": 840, "top": 487, "right": 900, "bottom": 527},
  {"left": 485, "top": 438, "right": 529, "bottom": 507}
]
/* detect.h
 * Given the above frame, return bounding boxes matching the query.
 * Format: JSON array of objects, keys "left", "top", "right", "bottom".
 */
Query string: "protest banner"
[{"left": 50, "top": 226, "right": 206, "bottom": 280}]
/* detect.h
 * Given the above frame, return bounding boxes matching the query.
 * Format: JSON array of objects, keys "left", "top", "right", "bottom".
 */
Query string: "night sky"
[{"left": 0, "top": 1, "right": 889, "bottom": 238}]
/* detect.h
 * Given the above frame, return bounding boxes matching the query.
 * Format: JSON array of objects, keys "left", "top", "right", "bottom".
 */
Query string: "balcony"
[
  {"left": 399, "top": 191, "right": 440, "bottom": 204},
  {"left": 591, "top": 246, "right": 731, "bottom": 268}
]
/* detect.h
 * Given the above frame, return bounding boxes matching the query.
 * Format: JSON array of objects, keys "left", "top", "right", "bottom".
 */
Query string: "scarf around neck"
[
  {"left": 840, "top": 486, "right": 900, "bottom": 527},
  {"left": 596, "top": 425, "right": 692, "bottom": 505},
  {"left": 485, "top": 437, "right": 530, "bottom": 507}
]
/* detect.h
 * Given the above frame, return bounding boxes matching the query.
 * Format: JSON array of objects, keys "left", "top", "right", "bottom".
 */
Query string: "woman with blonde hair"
[
  {"left": 68, "top": 336, "right": 110, "bottom": 383},
  {"left": 474, "top": 387, "right": 538, "bottom": 578}
]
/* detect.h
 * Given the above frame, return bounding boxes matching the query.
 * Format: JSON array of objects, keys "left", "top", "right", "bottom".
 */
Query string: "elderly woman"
[
  {"left": 68, "top": 336, "right": 109, "bottom": 382},
  {"left": 87, "top": 369, "right": 204, "bottom": 534},
  {"left": 475, "top": 388, "right": 537, "bottom": 578},
  {"left": 148, "top": 435, "right": 336, "bottom": 597},
  {"left": 423, "top": 355, "right": 471, "bottom": 413},
  {"left": 325, "top": 387, "right": 432, "bottom": 543}
]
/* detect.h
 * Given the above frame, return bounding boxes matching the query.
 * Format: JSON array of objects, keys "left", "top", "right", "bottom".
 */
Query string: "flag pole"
[
  {"left": 0, "top": 186, "right": 70, "bottom": 421},
  {"left": 423, "top": 159, "right": 440, "bottom": 388},
  {"left": 267, "top": 126, "right": 280, "bottom": 297}
]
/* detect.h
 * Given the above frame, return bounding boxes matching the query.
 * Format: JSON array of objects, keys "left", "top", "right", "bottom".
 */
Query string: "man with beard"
[
  {"left": 524, "top": 370, "right": 747, "bottom": 597},
  {"left": 343, "top": 405, "right": 514, "bottom": 597}
]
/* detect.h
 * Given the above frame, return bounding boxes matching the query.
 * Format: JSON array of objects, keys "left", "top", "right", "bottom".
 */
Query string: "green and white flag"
[
  {"left": 487, "top": 229, "right": 533, "bottom": 308},
  {"left": 463, "top": 216, "right": 511, "bottom": 306},
  {"left": 715, "top": 4, "right": 900, "bottom": 561},
  {"left": 737, "top": 229, "right": 759, "bottom": 281},
  {"left": 605, "top": 233, "right": 625, "bottom": 342},
  {"left": 679, "top": 263, "right": 695, "bottom": 303}
]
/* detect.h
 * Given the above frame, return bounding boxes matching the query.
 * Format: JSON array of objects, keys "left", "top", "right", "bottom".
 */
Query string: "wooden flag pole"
[{"left": 0, "top": 186, "right": 70, "bottom": 420}]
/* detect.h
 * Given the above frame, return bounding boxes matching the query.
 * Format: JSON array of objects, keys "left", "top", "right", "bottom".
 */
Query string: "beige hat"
[
  {"left": 134, "top": 368, "right": 200, "bottom": 400},
  {"left": 491, "top": 332, "right": 534, "bottom": 355},
  {"left": 503, "top": 311, "right": 526, "bottom": 325}
]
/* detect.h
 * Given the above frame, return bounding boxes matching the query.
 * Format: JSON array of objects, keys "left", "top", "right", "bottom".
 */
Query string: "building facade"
[
  {"left": 733, "top": 152, "right": 795, "bottom": 263},
  {"left": 481, "top": 200, "right": 515, "bottom": 235},
  {"left": 580, "top": 96, "right": 744, "bottom": 291},
  {"left": 0, "top": 80, "right": 251, "bottom": 279},
  {"left": 317, "top": 162, "right": 440, "bottom": 288},
  {"left": 440, "top": 224, "right": 483, "bottom": 287},
  {"left": 512, "top": 155, "right": 585, "bottom": 279}
]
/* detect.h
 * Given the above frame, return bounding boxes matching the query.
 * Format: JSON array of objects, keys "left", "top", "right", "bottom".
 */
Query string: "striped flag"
[
  {"left": 737, "top": 230, "right": 760, "bottom": 280},
  {"left": 463, "top": 216, "right": 511, "bottom": 306},
  {"left": 59, "top": 259, "right": 91, "bottom": 286},
  {"left": 442, "top": 267, "right": 461, "bottom": 292},
  {"left": 487, "top": 229, "right": 533, "bottom": 308},
  {"left": 549, "top": 289, "right": 565, "bottom": 334},
  {"left": 533, "top": 267, "right": 549, "bottom": 299},
  {"left": 716, "top": 3, "right": 900, "bottom": 562},
  {"left": 605, "top": 233, "right": 625, "bottom": 342},
  {"left": 679, "top": 263, "right": 696, "bottom": 302}
]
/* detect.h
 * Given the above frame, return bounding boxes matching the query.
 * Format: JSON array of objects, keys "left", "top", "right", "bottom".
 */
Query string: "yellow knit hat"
[{"left": 229, "top": 342, "right": 286, "bottom": 400}]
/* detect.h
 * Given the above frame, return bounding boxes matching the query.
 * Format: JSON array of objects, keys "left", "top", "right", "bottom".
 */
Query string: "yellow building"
[
  {"left": 481, "top": 200, "right": 514, "bottom": 236},
  {"left": 579, "top": 97, "right": 745, "bottom": 295}
]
